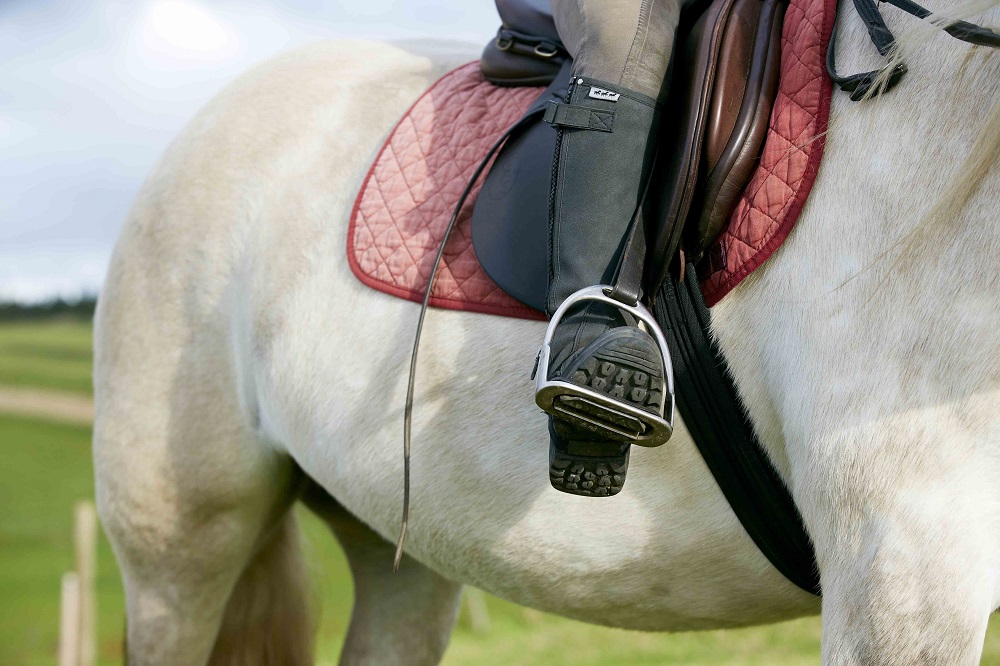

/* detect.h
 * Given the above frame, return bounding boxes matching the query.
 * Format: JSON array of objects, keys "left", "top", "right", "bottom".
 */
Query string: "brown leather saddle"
[{"left": 472, "top": 0, "right": 786, "bottom": 309}]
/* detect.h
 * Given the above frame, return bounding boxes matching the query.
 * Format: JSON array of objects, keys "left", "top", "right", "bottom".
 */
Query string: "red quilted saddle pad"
[
  {"left": 348, "top": 64, "right": 545, "bottom": 320},
  {"left": 348, "top": 0, "right": 835, "bottom": 317}
]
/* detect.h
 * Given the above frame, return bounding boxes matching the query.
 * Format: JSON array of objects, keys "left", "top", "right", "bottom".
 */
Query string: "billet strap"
[
  {"left": 656, "top": 264, "right": 821, "bottom": 596},
  {"left": 828, "top": 0, "right": 1000, "bottom": 100},
  {"left": 606, "top": 154, "right": 658, "bottom": 307}
]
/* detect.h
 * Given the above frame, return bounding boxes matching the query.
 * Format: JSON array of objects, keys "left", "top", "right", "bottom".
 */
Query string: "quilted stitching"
[
  {"left": 347, "top": 63, "right": 545, "bottom": 319},
  {"left": 592, "top": 110, "right": 614, "bottom": 130},
  {"left": 348, "top": 0, "right": 833, "bottom": 318}
]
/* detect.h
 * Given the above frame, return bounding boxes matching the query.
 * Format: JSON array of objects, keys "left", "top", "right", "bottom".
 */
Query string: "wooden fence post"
[
  {"left": 58, "top": 572, "right": 81, "bottom": 666},
  {"left": 74, "top": 501, "right": 97, "bottom": 666},
  {"left": 463, "top": 588, "right": 491, "bottom": 634}
]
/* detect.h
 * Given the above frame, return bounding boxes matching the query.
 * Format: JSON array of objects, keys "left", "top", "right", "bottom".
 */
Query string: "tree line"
[{"left": 0, "top": 296, "right": 98, "bottom": 321}]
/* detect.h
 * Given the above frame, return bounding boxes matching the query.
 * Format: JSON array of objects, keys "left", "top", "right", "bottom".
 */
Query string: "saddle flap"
[
  {"left": 693, "top": 0, "right": 784, "bottom": 256},
  {"left": 471, "top": 66, "right": 573, "bottom": 312},
  {"left": 647, "top": 0, "right": 785, "bottom": 292}
]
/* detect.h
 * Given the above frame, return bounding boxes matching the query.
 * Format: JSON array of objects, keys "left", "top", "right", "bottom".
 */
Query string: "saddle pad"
[
  {"left": 700, "top": 0, "right": 836, "bottom": 305},
  {"left": 349, "top": 0, "right": 834, "bottom": 316},
  {"left": 347, "top": 63, "right": 546, "bottom": 320}
]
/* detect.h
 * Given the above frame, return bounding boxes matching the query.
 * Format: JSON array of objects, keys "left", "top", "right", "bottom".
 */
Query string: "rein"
[
  {"left": 393, "top": 114, "right": 537, "bottom": 570},
  {"left": 828, "top": 0, "right": 1000, "bottom": 100}
]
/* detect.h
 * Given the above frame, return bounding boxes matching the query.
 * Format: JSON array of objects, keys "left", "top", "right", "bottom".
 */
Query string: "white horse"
[{"left": 92, "top": 0, "right": 999, "bottom": 662}]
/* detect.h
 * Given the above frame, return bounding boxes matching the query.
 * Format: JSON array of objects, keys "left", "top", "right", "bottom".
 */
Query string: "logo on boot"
[{"left": 588, "top": 87, "right": 620, "bottom": 102}]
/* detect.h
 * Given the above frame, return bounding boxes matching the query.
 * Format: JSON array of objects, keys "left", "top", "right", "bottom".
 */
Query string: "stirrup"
[{"left": 533, "top": 285, "right": 675, "bottom": 447}]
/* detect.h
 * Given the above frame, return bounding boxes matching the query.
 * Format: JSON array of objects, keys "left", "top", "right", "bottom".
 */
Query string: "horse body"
[{"left": 93, "top": 3, "right": 999, "bottom": 662}]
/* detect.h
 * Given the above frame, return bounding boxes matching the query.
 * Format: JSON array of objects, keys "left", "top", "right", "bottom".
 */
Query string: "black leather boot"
[{"left": 538, "top": 77, "right": 668, "bottom": 497}]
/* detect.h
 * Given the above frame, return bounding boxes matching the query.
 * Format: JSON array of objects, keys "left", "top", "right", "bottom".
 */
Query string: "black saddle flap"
[{"left": 471, "top": 63, "right": 572, "bottom": 311}]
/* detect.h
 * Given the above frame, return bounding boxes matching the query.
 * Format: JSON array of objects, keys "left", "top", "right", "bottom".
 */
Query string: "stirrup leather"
[{"left": 533, "top": 286, "right": 675, "bottom": 447}]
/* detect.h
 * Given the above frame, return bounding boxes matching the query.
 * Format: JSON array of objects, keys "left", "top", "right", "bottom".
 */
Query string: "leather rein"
[{"left": 828, "top": 0, "right": 1000, "bottom": 100}]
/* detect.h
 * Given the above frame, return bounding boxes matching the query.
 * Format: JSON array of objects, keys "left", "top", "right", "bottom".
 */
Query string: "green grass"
[
  {"left": 0, "top": 413, "right": 817, "bottom": 666},
  {"left": 0, "top": 415, "right": 121, "bottom": 665},
  {"left": 0, "top": 320, "right": 93, "bottom": 395},
  {"left": 2, "top": 411, "right": 999, "bottom": 665},
  {"left": 0, "top": 320, "right": 998, "bottom": 664}
]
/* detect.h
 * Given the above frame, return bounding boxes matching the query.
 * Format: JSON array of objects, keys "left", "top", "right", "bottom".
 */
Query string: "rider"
[{"left": 541, "top": 0, "right": 685, "bottom": 495}]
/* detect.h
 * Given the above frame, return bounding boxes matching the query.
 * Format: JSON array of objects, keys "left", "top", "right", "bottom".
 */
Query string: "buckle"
[
  {"left": 495, "top": 28, "right": 513, "bottom": 51},
  {"left": 533, "top": 286, "right": 675, "bottom": 447},
  {"left": 533, "top": 42, "right": 559, "bottom": 58}
]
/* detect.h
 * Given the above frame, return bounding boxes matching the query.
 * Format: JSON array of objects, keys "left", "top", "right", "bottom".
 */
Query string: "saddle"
[
  {"left": 480, "top": 0, "right": 569, "bottom": 86},
  {"left": 471, "top": 0, "right": 785, "bottom": 308}
]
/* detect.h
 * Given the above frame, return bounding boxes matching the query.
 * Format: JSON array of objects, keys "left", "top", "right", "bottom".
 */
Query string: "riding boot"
[{"left": 541, "top": 77, "right": 667, "bottom": 497}]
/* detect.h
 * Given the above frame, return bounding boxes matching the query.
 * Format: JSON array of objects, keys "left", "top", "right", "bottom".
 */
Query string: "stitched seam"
[
  {"left": 621, "top": 0, "right": 653, "bottom": 87},
  {"left": 577, "top": 0, "right": 590, "bottom": 80},
  {"left": 550, "top": 128, "right": 570, "bottom": 312},
  {"left": 592, "top": 111, "right": 613, "bottom": 130}
]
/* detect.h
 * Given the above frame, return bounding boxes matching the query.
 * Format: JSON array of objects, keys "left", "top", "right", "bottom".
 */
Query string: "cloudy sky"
[{"left": 1, "top": 0, "right": 497, "bottom": 302}]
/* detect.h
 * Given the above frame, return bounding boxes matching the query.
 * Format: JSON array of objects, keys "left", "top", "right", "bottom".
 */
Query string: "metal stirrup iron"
[
  {"left": 533, "top": 167, "right": 676, "bottom": 448},
  {"left": 534, "top": 285, "right": 676, "bottom": 446}
]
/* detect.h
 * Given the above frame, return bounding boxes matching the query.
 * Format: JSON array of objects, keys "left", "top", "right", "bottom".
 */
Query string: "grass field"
[
  {"left": 0, "top": 321, "right": 93, "bottom": 395},
  {"left": 0, "top": 320, "right": 997, "bottom": 665}
]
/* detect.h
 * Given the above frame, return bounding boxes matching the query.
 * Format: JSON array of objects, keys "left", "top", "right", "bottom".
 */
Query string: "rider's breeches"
[{"left": 552, "top": 0, "right": 683, "bottom": 101}]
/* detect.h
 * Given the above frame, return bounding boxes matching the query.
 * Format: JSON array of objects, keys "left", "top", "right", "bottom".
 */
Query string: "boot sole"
[
  {"left": 549, "top": 445, "right": 629, "bottom": 497},
  {"left": 546, "top": 330, "right": 665, "bottom": 497}
]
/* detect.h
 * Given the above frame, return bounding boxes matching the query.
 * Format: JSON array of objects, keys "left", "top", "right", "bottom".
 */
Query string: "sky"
[{"left": 0, "top": 0, "right": 498, "bottom": 302}]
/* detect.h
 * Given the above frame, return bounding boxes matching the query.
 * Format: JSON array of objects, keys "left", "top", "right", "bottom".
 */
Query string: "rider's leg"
[
  {"left": 543, "top": 0, "right": 682, "bottom": 496},
  {"left": 553, "top": 0, "right": 681, "bottom": 101}
]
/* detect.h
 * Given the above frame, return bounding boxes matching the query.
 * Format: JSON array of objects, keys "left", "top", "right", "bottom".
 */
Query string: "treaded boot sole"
[
  {"left": 565, "top": 343, "right": 665, "bottom": 426},
  {"left": 546, "top": 328, "right": 665, "bottom": 497},
  {"left": 549, "top": 440, "right": 629, "bottom": 497}
]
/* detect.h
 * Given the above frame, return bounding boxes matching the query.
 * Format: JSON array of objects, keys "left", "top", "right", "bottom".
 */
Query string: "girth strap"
[{"left": 655, "top": 264, "right": 821, "bottom": 596}]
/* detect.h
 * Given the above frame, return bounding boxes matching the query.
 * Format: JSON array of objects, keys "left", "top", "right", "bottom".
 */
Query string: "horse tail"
[{"left": 208, "top": 512, "right": 315, "bottom": 666}]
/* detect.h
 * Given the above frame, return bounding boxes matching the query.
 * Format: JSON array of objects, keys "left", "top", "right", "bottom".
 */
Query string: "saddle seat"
[
  {"left": 480, "top": 0, "right": 567, "bottom": 86},
  {"left": 494, "top": 0, "right": 558, "bottom": 41},
  {"left": 471, "top": 0, "right": 786, "bottom": 309}
]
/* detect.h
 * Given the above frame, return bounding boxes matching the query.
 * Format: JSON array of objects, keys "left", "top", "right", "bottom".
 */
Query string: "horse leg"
[
  {"left": 95, "top": 400, "right": 312, "bottom": 665},
  {"left": 802, "top": 422, "right": 998, "bottom": 665},
  {"left": 303, "top": 484, "right": 463, "bottom": 665}
]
